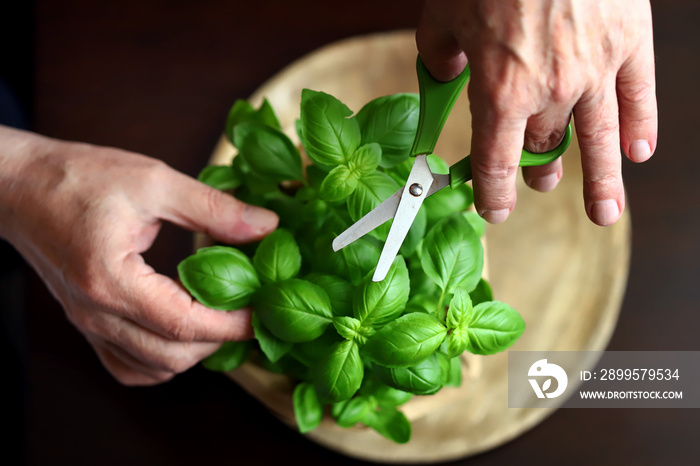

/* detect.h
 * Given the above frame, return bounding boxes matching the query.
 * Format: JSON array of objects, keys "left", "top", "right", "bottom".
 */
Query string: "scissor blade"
[
  {"left": 332, "top": 187, "right": 402, "bottom": 252},
  {"left": 373, "top": 155, "right": 435, "bottom": 281}
]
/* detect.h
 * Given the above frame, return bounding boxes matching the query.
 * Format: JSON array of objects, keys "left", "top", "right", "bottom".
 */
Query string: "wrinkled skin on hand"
[
  {"left": 0, "top": 126, "right": 278, "bottom": 385},
  {"left": 417, "top": 0, "right": 657, "bottom": 225}
]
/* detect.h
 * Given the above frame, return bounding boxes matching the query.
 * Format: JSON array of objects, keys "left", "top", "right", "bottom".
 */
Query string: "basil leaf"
[
  {"left": 359, "top": 379, "right": 412, "bottom": 408},
  {"left": 333, "top": 395, "right": 374, "bottom": 428},
  {"left": 353, "top": 256, "right": 410, "bottom": 327},
  {"left": 423, "top": 183, "right": 474, "bottom": 225},
  {"left": 427, "top": 153, "right": 449, "bottom": 174},
  {"left": 446, "top": 288, "right": 472, "bottom": 330},
  {"left": 177, "top": 246, "right": 260, "bottom": 310},
  {"left": 201, "top": 341, "right": 252, "bottom": 372},
  {"left": 291, "top": 328, "right": 343, "bottom": 367},
  {"left": 337, "top": 236, "right": 381, "bottom": 285},
  {"left": 347, "top": 171, "right": 400, "bottom": 239},
  {"left": 446, "top": 328, "right": 469, "bottom": 359},
  {"left": 315, "top": 340, "right": 364, "bottom": 403},
  {"left": 197, "top": 165, "right": 241, "bottom": 191},
  {"left": 333, "top": 316, "right": 362, "bottom": 341},
  {"left": 405, "top": 293, "right": 437, "bottom": 316},
  {"left": 253, "top": 228, "right": 302, "bottom": 284},
  {"left": 463, "top": 210, "right": 486, "bottom": 238},
  {"left": 319, "top": 165, "right": 359, "bottom": 202},
  {"left": 446, "top": 355, "right": 462, "bottom": 387},
  {"left": 348, "top": 142, "right": 382, "bottom": 177},
  {"left": 465, "top": 301, "right": 525, "bottom": 355},
  {"left": 234, "top": 123, "right": 304, "bottom": 183},
  {"left": 421, "top": 212, "right": 483, "bottom": 294},
  {"left": 300, "top": 89, "right": 360, "bottom": 168},
  {"left": 252, "top": 313, "right": 292, "bottom": 363},
  {"left": 363, "top": 406, "right": 411, "bottom": 444},
  {"left": 363, "top": 313, "right": 447, "bottom": 367},
  {"left": 373, "top": 353, "right": 443, "bottom": 395},
  {"left": 304, "top": 273, "right": 353, "bottom": 317},
  {"left": 293, "top": 382, "right": 323, "bottom": 434},
  {"left": 225, "top": 98, "right": 281, "bottom": 145},
  {"left": 253, "top": 279, "right": 333, "bottom": 343},
  {"left": 470, "top": 278, "right": 494, "bottom": 305},
  {"left": 356, "top": 93, "right": 419, "bottom": 168}
]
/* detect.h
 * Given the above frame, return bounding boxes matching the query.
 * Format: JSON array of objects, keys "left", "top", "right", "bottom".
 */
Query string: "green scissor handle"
[{"left": 409, "top": 54, "right": 572, "bottom": 189}]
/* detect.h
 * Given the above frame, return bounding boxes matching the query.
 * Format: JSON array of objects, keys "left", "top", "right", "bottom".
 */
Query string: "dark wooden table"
[{"left": 25, "top": 1, "right": 699, "bottom": 464}]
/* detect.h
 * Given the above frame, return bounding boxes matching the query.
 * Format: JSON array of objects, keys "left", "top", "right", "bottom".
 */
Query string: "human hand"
[
  {"left": 0, "top": 126, "right": 278, "bottom": 385},
  {"left": 416, "top": 0, "right": 657, "bottom": 225}
]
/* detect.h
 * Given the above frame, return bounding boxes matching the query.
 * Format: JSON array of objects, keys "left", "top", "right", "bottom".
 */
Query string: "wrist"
[{"left": 0, "top": 125, "right": 60, "bottom": 242}]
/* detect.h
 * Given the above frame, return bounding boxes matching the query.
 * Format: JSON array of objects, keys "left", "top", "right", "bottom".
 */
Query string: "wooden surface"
[{"left": 24, "top": 1, "right": 700, "bottom": 465}]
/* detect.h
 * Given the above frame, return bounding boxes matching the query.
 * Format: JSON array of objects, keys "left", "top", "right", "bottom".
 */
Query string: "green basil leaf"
[
  {"left": 304, "top": 273, "right": 353, "bottom": 317},
  {"left": 373, "top": 353, "right": 443, "bottom": 395},
  {"left": 293, "top": 382, "right": 323, "bottom": 434},
  {"left": 333, "top": 316, "right": 362, "bottom": 341},
  {"left": 347, "top": 171, "right": 400, "bottom": 239},
  {"left": 315, "top": 340, "right": 364, "bottom": 403},
  {"left": 252, "top": 228, "right": 302, "bottom": 284},
  {"left": 423, "top": 183, "right": 474, "bottom": 225},
  {"left": 178, "top": 246, "right": 260, "bottom": 310},
  {"left": 348, "top": 142, "right": 382, "bottom": 177},
  {"left": 337, "top": 237, "right": 381, "bottom": 285},
  {"left": 463, "top": 210, "right": 486, "bottom": 237},
  {"left": 291, "top": 328, "right": 343, "bottom": 367},
  {"left": 319, "top": 164, "right": 359, "bottom": 202},
  {"left": 359, "top": 379, "right": 412, "bottom": 408},
  {"left": 300, "top": 89, "right": 360, "bottom": 168},
  {"left": 234, "top": 123, "right": 304, "bottom": 183},
  {"left": 446, "top": 328, "right": 469, "bottom": 359},
  {"left": 333, "top": 395, "right": 374, "bottom": 428},
  {"left": 356, "top": 93, "right": 419, "bottom": 168},
  {"left": 363, "top": 313, "right": 447, "bottom": 367},
  {"left": 201, "top": 341, "right": 252, "bottom": 372},
  {"left": 197, "top": 165, "right": 242, "bottom": 191},
  {"left": 253, "top": 279, "right": 333, "bottom": 343},
  {"left": 465, "top": 301, "right": 525, "bottom": 355},
  {"left": 404, "top": 293, "right": 438, "bottom": 316},
  {"left": 470, "top": 278, "right": 494, "bottom": 305},
  {"left": 266, "top": 194, "right": 305, "bottom": 233},
  {"left": 353, "top": 256, "right": 410, "bottom": 327},
  {"left": 446, "top": 288, "right": 472, "bottom": 330},
  {"left": 252, "top": 313, "right": 292, "bottom": 363},
  {"left": 363, "top": 406, "right": 411, "bottom": 444},
  {"left": 446, "top": 355, "right": 462, "bottom": 387},
  {"left": 421, "top": 212, "right": 483, "bottom": 294},
  {"left": 427, "top": 153, "right": 449, "bottom": 174},
  {"left": 225, "top": 98, "right": 281, "bottom": 146}
]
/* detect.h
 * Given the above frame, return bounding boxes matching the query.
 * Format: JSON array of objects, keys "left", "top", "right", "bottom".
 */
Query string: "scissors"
[{"left": 332, "top": 56, "right": 573, "bottom": 282}]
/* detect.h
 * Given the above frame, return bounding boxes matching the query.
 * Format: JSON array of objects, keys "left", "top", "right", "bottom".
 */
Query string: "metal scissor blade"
[
  {"left": 373, "top": 155, "right": 435, "bottom": 281},
  {"left": 332, "top": 187, "right": 402, "bottom": 252}
]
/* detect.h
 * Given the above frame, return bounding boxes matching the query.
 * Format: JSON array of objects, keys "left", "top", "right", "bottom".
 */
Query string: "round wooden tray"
[{"left": 206, "top": 30, "right": 631, "bottom": 463}]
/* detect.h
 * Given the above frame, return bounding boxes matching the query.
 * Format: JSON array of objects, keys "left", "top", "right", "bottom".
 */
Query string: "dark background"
[{"left": 5, "top": 0, "right": 699, "bottom": 464}]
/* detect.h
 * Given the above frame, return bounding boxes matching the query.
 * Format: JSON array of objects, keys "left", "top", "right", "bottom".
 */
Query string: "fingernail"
[
  {"left": 629, "top": 140, "right": 652, "bottom": 162},
  {"left": 527, "top": 172, "right": 560, "bottom": 192},
  {"left": 479, "top": 208, "right": 510, "bottom": 224},
  {"left": 590, "top": 200, "right": 620, "bottom": 226},
  {"left": 242, "top": 205, "right": 278, "bottom": 233}
]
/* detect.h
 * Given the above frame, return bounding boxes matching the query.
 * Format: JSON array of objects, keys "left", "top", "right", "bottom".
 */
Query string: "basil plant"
[{"left": 178, "top": 90, "right": 525, "bottom": 444}]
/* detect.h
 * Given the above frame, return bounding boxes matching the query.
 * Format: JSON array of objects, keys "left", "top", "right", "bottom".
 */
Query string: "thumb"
[
  {"left": 415, "top": 2, "right": 468, "bottom": 82},
  {"left": 157, "top": 167, "right": 278, "bottom": 244}
]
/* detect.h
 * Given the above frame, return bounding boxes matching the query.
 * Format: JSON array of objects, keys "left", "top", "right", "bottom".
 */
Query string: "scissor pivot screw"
[{"left": 409, "top": 183, "right": 423, "bottom": 197}]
